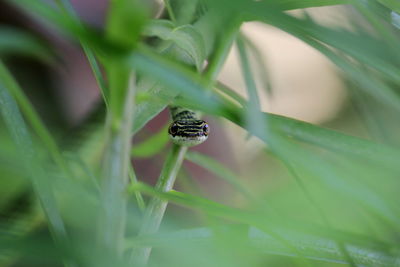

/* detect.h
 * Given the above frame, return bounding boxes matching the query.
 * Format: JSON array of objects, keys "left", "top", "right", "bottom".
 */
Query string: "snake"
[{"left": 168, "top": 106, "right": 209, "bottom": 146}]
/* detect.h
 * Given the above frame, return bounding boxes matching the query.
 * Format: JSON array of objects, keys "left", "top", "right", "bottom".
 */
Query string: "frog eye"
[
  {"left": 168, "top": 123, "right": 179, "bottom": 136},
  {"left": 202, "top": 124, "right": 209, "bottom": 135}
]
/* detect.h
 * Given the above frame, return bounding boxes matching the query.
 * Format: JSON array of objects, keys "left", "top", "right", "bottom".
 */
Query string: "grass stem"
[
  {"left": 132, "top": 144, "right": 187, "bottom": 265},
  {"left": 97, "top": 74, "right": 136, "bottom": 257}
]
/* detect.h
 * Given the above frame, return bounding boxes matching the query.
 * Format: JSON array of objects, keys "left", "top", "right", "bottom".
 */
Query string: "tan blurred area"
[{"left": 218, "top": 6, "right": 351, "bottom": 161}]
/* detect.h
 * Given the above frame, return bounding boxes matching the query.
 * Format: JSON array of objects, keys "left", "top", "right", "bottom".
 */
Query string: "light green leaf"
[
  {"left": 105, "top": 0, "right": 149, "bottom": 50},
  {"left": 131, "top": 124, "right": 170, "bottom": 158},
  {"left": 271, "top": 0, "right": 350, "bottom": 10},
  {"left": 146, "top": 23, "right": 206, "bottom": 71},
  {"left": 168, "top": 25, "right": 206, "bottom": 71},
  {"left": 378, "top": 0, "right": 400, "bottom": 13},
  {"left": 185, "top": 151, "right": 252, "bottom": 199},
  {"left": 143, "top": 19, "right": 175, "bottom": 40},
  {"left": 126, "top": 226, "right": 398, "bottom": 266},
  {"left": 132, "top": 78, "right": 179, "bottom": 134}
]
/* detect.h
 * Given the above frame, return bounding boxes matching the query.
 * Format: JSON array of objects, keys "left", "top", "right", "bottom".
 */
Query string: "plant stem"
[
  {"left": 132, "top": 144, "right": 187, "bottom": 265},
  {"left": 97, "top": 74, "right": 136, "bottom": 257},
  {"left": 131, "top": 6, "right": 241, "bottom": 265},
  {"left": 129, "top": 165, "right": 146, "bottom": 212}
]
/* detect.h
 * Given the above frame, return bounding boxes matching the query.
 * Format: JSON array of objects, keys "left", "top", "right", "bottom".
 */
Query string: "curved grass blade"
[
  {"left": 54, "top": 0, "right": 110, "bottom": 107},
  {"left": 236, "top": 34, "right": 269, "bottom": 141},
  {"left": 131, "top": 124, "right": 169, "bottom": 158},
  {"left": 271, "top": 0, "right": 350, "bottom": 10},
  {"left": 0, "top": 61, "right": 70, "bottom": 175},
  {"left": 185, "top": 151, "right": 253, "bottom": 199},
  {"left": 126, "top": 225, "right": 399, "bottom": 267},
  {"left": 0, "top": 26, "right": 54, "bottom": 62}
]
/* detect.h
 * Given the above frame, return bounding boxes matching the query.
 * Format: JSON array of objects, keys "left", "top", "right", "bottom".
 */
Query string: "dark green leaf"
[{"left": 0, "top": 26, "right": 54, "bottom": 62}]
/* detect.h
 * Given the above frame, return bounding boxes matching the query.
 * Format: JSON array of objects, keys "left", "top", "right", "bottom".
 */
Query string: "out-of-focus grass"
[{"left": 0, "top": 0, "right": 400, "bottom": 266}]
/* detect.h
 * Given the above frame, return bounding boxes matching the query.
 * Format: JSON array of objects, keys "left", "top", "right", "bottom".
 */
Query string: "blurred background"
[{"left": 1, "top": 0, "right": 400, "bottom": 266}]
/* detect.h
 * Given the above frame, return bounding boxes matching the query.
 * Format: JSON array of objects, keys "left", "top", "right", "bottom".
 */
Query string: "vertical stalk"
[
  {"left": 132, "top": 144, "right": 187, "bottom": 265},
  {"left": 132, "top": 9, "right": 241, "bottom": 266},
  {"left": 97, "top": 74, "right": 136, "bottom": 257},
  {"left": 129, "top": 165, "right": 146, "bottom": 211}
]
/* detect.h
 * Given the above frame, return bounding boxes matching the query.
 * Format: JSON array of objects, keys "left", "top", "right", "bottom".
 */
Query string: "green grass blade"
[
  {"left": 185, "top": 151, "right": 253, "bottom": 199},
  {"left": 53, "top": 0, "right": 110, "bottom": 107},
  {"left": 131, "top": 124, "right": 169, "bottom": 158},
  {"left": 132, "top": 145, "right": 188, "bottom": 265},
  {"left": 240, "top": 32, "right": 273, "bottom": 96},
  {"left": 215, "top": 81, "right": 247, "bottom": 107},
  {"left": 272, "top": 0, "right": 350, "bottom": 10},
  {"left": 143, "top": 19, "right": 175, "bottom": 39},
  {"left": 0, "top": 26, "right": 54, "bottom": 62},
  {"left": 126, "top": 225, "right": 399, "bottom": 266},
  {"left": 378, "top": 0, "right": 400, "bottom": 13},
  {"left": 236, "top": 34, "right": 269, "bottom": 141},
  {"left": 129, "top": 166, "right": 146, "bottom": 211}
]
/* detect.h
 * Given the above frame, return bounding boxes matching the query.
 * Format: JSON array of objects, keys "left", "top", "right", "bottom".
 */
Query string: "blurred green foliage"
[{"left": 0, "top": 0, "right": 400, "bottom": 266}]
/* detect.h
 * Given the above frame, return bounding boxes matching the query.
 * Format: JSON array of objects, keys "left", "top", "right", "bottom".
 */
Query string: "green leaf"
[
  {"left": 105, "top": 0, "right": 149, "bottom": 50},
  {"left": 129, "top": 47, "right": 232, "bottom": 119},
  {"left": 215, "top": 82, "right": 247, "bottom": 107},
  {"left": 0, "top": 26, "right": 54, "bottom": 62},
  {"left": 271, "top": 0, "right": 350, "bottom": 10},
  {"left": 240, "top": 33, "right": 273, "bottom": 96},
  {"left": 131, "top": 124, "right": 170, "bottom": 158},
  {"left": 378, "top": 0, "right": 400, "bottom": 13},
  {"left": 145, "top": 23, "right": 206, "bottom": 71},
  {"left": 131, "top": 182, "right": 391, "bottom": 266},
  {"left": 126, "top": 225, "right": 399, "bottom": 266},
  {"left": 168, "top": 25, "right": 206, "bottom": 70},
  {"left": 236, "top": 35, "right": 268, "bottom": 140},
  {"left": 185, "top": 151, "right": 252, "bottom": 199},
  {"left": 132, "top": 78, "right": 179, "bottom": 134},
  {"left": 82, "top": 45, "right": 110, "bottom": 108},
  {"left": 53, "top": 0, "right": 110, "bottom": 109},
  {"left": 169, "top": 0, "right": 201, "bottom": 25},
  {"left": 143, "top": 20, "right": 175, "bottom": 40}
]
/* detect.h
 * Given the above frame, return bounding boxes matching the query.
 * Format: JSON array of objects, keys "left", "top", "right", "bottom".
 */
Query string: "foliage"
[{"left": 0, "top": 0, "right": 400, "bottom": 266}]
